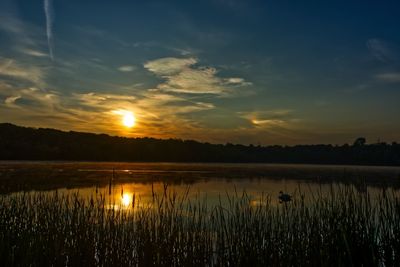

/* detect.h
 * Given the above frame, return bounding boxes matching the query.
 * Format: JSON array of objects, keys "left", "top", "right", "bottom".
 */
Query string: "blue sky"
[{"left": 0, "top": 0, "right": 399, "bottom": 144}]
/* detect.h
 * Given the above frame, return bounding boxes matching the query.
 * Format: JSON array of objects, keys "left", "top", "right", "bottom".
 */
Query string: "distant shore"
[
  {"left": 1, "top": 123, "right": 400, "bottom": 166},
  {"left": 1, "top": 161, "right": 399, "bottom": 194}
]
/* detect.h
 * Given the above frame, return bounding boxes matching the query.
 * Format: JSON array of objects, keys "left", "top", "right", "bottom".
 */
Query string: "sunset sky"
[{"left": 1, "top": 0, "right": 399, "bottom": 145}]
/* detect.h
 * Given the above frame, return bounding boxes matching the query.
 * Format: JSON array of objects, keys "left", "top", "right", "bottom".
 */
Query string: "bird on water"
[{"left": 278, "top": 191, "right": 292, "bottom": 203}]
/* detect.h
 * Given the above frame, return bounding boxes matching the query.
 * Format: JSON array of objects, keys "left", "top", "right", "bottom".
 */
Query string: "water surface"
[{"left": 2, "top": 161, "right": 399, "bottom": 209}]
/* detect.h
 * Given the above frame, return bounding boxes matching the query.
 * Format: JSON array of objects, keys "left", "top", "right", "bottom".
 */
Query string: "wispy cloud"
[
  {"left": 0, "top": 15, "right": 21, "bottom": 34},
  {"left": 224, "top": 77, "right": 252, "bottom": 86},
  {"left": 144, "top": 57, "right": 197, "bottom": 76},
  {"left": 0, "top": 82, "right": 59, "bottom": 111},
  {"left": 0, "top": 56, "right": 216, "bottom": 136},
  {"left": 19, "top": 48, "right": 48, "bottom": 58},
  {"left": 144, "top": 57, "right": 251, "bottom": 95},
  {"left": 4, "top": 95, "right": 21, "bottom": 106},
  {"left": 66, "top": 90, "right": 216, "bottom": 138},
  {"left": 238, "top": 109, "right": 298, "bottom": 129},
  {"left": 366, "top": 38, "right": 399, "bottom": 62},
  {"left": 0, "top": 13, "right": 44, "bottom": 55},
  {"left": 44, "top": 0, "right": 54, "bottom": 60},
  {"left": 375, "top": 72, "right": 400, "bottom": 83},
  {"left": 73, "top": 92, "right": 136, "bottom": 108},
  {"left": 117, "top": 65, "right": 137, "bottom": 72},
  {"left": 0, "top": 58, "right": 45, "bottom": 86}
]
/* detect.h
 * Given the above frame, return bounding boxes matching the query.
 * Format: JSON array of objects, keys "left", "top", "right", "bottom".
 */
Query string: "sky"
[{"left": 0, "top": 0, "right": 399, "bottom": 145}]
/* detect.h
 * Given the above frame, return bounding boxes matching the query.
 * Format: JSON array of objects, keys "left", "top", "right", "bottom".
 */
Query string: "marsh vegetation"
[{"left": 1, "top": 185, "right": 399, "bottom": 266}]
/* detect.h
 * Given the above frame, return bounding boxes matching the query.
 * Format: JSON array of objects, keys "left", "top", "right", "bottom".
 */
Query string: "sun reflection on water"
[{"left": 121, "top": 193, "right": 132, "bottom": 207}]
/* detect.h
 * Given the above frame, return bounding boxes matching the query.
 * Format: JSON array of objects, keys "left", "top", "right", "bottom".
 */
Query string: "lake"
[
  {"left": 1, "top": 161, "right": 400, "bottom": 209},
  {"left": 2, "top": 161, "right": 400, "bottom": 265}
]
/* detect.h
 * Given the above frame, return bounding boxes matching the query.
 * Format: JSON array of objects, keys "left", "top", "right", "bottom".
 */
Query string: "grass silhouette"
[{"left": 0, "top": 186, "right": 399, "bottom": 266}]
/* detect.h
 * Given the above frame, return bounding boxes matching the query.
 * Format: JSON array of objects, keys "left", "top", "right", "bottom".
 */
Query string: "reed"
[{"left": 0, "top": 186, "right": 399, "bottom": 266}]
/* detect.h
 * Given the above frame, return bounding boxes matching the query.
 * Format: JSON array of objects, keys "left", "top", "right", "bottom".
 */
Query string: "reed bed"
[{"left": 0, "top": 186, "right": 399, "bottom": 266}]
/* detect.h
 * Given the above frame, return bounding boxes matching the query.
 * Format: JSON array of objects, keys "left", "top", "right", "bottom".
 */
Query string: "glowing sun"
[{"left": 122, "top": 112, "right": 136, "bottom": 128}]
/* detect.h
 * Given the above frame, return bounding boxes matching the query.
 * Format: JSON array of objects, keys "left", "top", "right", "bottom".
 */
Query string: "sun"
[{"left": 122, "top": 112, "right": 136, "bottom": 128}]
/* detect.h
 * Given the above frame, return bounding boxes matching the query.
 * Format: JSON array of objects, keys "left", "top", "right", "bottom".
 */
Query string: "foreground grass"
[{"left": 0, "top": 186, "right": 399, "bottom": 266}]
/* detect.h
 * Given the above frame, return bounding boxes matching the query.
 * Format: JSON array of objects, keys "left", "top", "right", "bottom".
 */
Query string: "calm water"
[
  {"left": 51, "top": 179, "right": 395, "bottom": 211},
  {"left": 2, "top": 161, "right": 399, "bottom": 209}
]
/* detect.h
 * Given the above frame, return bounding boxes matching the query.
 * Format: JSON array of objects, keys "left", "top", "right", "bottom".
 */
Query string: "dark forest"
[{"left": 1, "top": 123, "right": 399, "bottom": 166}]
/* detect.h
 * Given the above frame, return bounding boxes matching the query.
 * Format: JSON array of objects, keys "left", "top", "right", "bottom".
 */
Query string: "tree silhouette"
[
  {"left": 0, "top": 123, "right": 399, "bottom": 166},
  {"left": 353, "top": 137, "right": 366, "bottom": 146}
]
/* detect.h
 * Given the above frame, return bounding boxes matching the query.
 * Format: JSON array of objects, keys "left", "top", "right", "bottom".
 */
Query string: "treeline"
[{"left": 0, "top": 123, "right": 399, "bottom": 166}]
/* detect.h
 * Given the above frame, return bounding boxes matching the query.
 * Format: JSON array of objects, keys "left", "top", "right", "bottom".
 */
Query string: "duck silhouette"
[{"left": 278, "top": 191, "right": 292, "bottom": 203}]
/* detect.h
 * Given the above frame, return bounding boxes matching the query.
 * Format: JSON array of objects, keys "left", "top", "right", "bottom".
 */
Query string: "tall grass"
[{"left": 0, "top": 186, "right": 399, "bottom": 266}]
